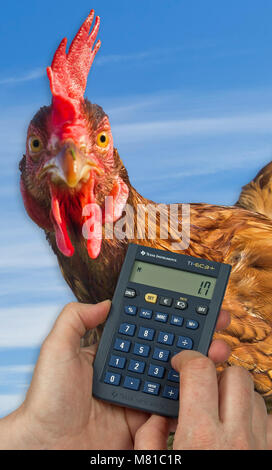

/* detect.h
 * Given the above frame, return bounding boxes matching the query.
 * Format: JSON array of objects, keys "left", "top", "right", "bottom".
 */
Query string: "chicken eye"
[
  {"left": 96, "top": 131, "right": 109, "bottom": 148},
  {"left": 28, "top": 136, "right": 43, "bottom": 155}
]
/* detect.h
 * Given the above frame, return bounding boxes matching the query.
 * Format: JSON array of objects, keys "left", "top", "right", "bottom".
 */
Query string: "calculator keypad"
[{"left": 103, "top": 290, "right": 210, "bottom": 402}]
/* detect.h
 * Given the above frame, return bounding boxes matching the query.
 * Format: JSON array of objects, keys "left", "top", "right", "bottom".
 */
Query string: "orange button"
[{"left": 145, "top": 293, "right": 157, "bottom": 303}]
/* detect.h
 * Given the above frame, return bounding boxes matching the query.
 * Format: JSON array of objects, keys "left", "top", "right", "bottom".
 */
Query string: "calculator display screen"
[{"left": 130, "top": 261, "right": 216, "bottom": 299}]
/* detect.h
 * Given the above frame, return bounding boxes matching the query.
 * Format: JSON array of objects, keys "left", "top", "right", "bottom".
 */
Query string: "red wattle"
[
  {"left": 81, "top": 180, "right": 102, "bottom": 259},
  {"left": 50, "top": 189, "right": 74, "bottom": 257},
  {"left": 103, "top": 177, "right": 129, "bottom": 223}
]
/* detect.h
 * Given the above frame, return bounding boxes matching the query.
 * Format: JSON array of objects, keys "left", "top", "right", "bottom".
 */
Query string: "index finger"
[{"left": 171, "top": 350, "right": 219, "bottom": 426}]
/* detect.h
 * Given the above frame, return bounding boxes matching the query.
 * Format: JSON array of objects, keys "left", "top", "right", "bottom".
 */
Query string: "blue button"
[
  {"left": 143, "top": 381, "right": 160, "bottom": 395},
  {"left": 154, "top": 312, "right": 168, "bottom": 323},
  {"left": 163, "top": 385, "right": 179, "bottom": 400},
  {"left": 109, "top": 354, "right": 126, "bottom": 369},
  {"left": 119, "top": 323, "right": 136, "bottom": 336},
  {"left": 123, "top": 375, "right": 140, "bottom": 391},
  {"left": 177, "top": 336, "right": 193, "bottom": 349},
  {"left": 148, "top": 363, "right": 165, "bottom": 378},
  {"left": 186, "top": 319, "right": 199, "bottom": 329},
  {"left": 133, "top": 342, "right": 150, "bottom": 357},
  {"left": 152, "top": 347, "right": 170, "bottom": 362},
  {"left": 139, "top": 308, "right": 153, "bottom": 319},
  {"left": 168, "top": 368, "right": 180, "bottom": 383},
  {"left": 128, "top": 359, "right": 146, "bottom": 374},
  {"left": 138, "top": 326, "right": 155, "bottom": 341},
  {"left": 170, "top": 315, "right": 183, "bottom": 326},
  {"left": 114, "top": 337, "right": 131, "bottom": 352},
  {"left": 124, "top": 305, "right": 137, "bottom": 315},
  {"left": 157, "top": 331, "right": 174, "bottom": 345},
  {"left": 104, "top": 371, "right": 121, "bottom": 386}
]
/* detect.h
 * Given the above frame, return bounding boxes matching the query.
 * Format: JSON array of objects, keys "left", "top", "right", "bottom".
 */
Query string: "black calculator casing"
[{"left": 93, "top": 244, "right": 231, "bottom": 418}]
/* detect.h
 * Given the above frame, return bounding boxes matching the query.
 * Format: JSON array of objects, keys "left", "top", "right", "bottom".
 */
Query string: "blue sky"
[{"left": 1, "top": 0, "right": 272, "bottom": 417}]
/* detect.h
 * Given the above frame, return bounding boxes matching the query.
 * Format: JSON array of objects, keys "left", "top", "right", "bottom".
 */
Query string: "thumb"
[
  {"left": 134, "top": 415, "right": 170, "bottom": 450},
  {"left": 45, "top": 300, "right": 111, "bottom": 355}
]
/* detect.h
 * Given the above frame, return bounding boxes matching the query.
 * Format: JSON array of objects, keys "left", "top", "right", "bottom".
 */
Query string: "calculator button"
[
  {"left": 138, "top": 326, "right": 155, "bottom": 341},
  {"left": 124, "top": 288, "right": 136, "bottom": 298},
  {"left": 128, "top": 359, "right": 146, "bottom": 373},
  {"left": 104, "top": 371, "right": 121, "bottom": 386},
  {"left": 109, "top": 354, "right": 126, "bottom": 369},
  {"left": 170, "top": 315, "right": 183, "bottom": 326},
  {"left": 119, "top": 323, "right": 136, "bottom": 336},
  {"left": 143, "top": 381, "right": 160, "bottom": 395},
  {"left": 114, "top": 338, "right": 131, "bottom": 352},
  {"left": 159, "top": 296, "right": 173, "bottom": 307},
  {"left": 123, "top": 376, "right": 140, "bottom": 391},
  {"left": 157, "top": 331, "right": 174, "bottom": 345},
  {"left": 186, "top": 319, "right": 199, "bottom": 329},
  {"left": 168, "top": 369, "right": 180, "bottom": 383},
  {"left": 196, "top": 305, "right": 209, "bottom": 315},
  {"left": 154, "top": 312, "right": 168, "bottom": 323},
  {"left": 152, "top": 347, "right": 170, "bottom": 362},
  {"left": 162, "top": 385, "right": 179, "bottom": 400},
  {"left": 177, "top": 336, "right": 193, "bottom": 350},
  {"left": 175, "top": 300, "right": 188, "bottom": 310},
  {"left": 145, "top": 293, "right": 157, "bottom": 303},
  {"left": 124, "top": 305, "right": 137, "bottom": 315},
  {"left": 148, "top": 364, "right": 165, "bottom": 378},
  {"left": 139, "top": 308, "right": 153, "bottom": 319},
  {"left": 133, "top": 342, "right": 150, "bottom": 357}
]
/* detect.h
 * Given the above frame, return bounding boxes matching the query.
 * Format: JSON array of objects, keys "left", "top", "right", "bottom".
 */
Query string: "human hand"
[
  {"left": 4, "top": 301, "right": 149, "bottom": 449},
  {"left": 0, "top": 302, "right": 230, "bottom": 449},
  {"left": 135, "top": 350, "right": 272, "bottom": 450}
]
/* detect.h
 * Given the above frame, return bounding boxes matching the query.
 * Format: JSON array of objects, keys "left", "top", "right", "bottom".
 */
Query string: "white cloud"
[
  {"left": 133, "top": 146, "right": 272, "bottom": 183},
  {"left": 0, "top": 304, "right": 61, "bottom": 347},
  {"left": 0, "top": 365, "right": 34, "bottom": 388},
  {"left": 96, "top": 50, "right": 155, "bottom": 66},
  {"left": 0, "top": 68, "right": 44, "bottom": 85},
  {"left": 0, "top": 241, "right": 57, "bottom": 269},
  {"left": 0, "top": 43, "right": 202, "bottom": 87},
  {"left": 112, "top": 111, "right": 272, "bottom": 144}
]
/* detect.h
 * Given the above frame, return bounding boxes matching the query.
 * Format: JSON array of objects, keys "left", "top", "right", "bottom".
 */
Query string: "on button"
[{"left": 124, "top": 288, "right": 136, "bottom": 298}]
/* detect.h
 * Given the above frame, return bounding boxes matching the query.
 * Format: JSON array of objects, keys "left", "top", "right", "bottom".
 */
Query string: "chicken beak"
[
  {"left": 55, "top": 143, "right": 84, "bottom": 188},
  {"left": 43, "top": 141, "right": 103, "bottom": 188}
]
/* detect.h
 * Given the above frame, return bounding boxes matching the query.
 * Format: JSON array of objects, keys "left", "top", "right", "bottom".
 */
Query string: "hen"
[{"left": 19, "top": 11, "right": 272, "bottom": 407}]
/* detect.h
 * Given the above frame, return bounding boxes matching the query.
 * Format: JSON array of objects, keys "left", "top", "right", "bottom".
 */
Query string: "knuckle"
[
  {"left": 175, "top": 421, "right": 218, "bottom": 450},
  {"left": 227, "top": 366, "right": 254, "bottom": 402},
  {"left": 184, "top": 355, "right": 214, "bottom": 375},
  {"left": 62, "top": 302, "right": 78, "bottom": 314},
  {"left": 229, "top": 365, "right": 251, "bottom": 380},
  {"left": 225, "top": 365, "right": 253, "bottom": 388},
  {"left": 254, "top": 391, "right": 267, "bottom": 414}
]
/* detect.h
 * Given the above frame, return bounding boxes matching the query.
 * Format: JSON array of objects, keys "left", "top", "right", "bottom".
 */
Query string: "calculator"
[{"left": 93, "top": 244, "right": 231, "bottom": 418}]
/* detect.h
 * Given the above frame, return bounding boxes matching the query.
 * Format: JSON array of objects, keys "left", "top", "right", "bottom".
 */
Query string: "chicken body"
[
  {"left": 19, "top": 11, "right": 272, "bottom": 407},
  {"left": 45, "top": 186, "right": 272, "bottom": 404}
]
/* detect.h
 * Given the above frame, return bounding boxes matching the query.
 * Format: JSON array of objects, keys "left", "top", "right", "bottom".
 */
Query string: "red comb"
[{"left": 47, "top": 10, "right": 101, "bottom": 137}]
